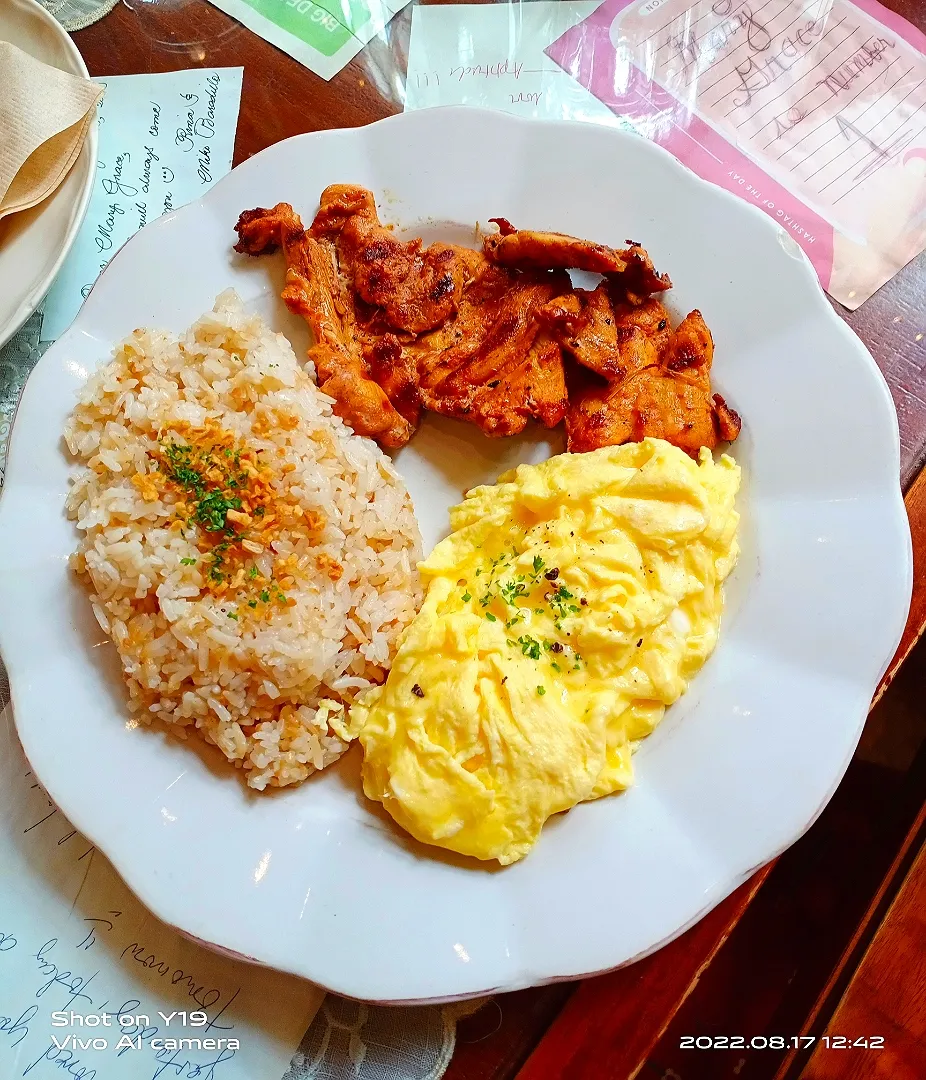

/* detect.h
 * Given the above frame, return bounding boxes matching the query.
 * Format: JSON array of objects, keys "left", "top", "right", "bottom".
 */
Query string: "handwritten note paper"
[
  {"left": 547, "top": 0, "right": 926, "bottom": 306},
  {"left": 0, "top": 706, "right": 323, "bottom": 1080},
  {"left": 42, "top": 68, "right": 243, "bottom": 341},
  {"left": 406, "top": 3, "right": 626, "bottom": 126}
]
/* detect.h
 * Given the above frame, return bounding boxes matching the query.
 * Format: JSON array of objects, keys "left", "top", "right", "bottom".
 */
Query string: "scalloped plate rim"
[{"left": 0, "top": 108, "right": 912, "bottom": 1002}]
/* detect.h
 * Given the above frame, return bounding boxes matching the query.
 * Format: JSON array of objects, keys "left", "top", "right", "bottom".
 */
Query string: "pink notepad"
[{"left": 547, "top": 0, "right": 926, "bottom": 308}]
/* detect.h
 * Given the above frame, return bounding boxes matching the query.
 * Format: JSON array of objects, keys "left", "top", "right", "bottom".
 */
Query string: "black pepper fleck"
[
  {"left": 580, "top": 598, "right": 588, "bottom": 607},
  {"left": 637, "top": 639, "right": 643, "bottom": 647},
  {"left": 550, "top": 641, "right": 564, "bottom": 653},
  {"left": 544, "top": 567, "right": 560, "bottom": 581},
  {"left": 411, "top": 683, "right": 425, "bottom": 698}
]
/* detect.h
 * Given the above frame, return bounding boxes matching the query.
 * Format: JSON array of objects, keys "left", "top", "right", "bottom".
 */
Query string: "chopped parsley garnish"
[
  {"left": 461, "top": 591, "right": 471, "bottom": 602},
  {"left": 248, "top": 600, "right": 258, "bottom": 608},
  {"left": 475, "top": 549, "right": 578, "bottom": 633},
  {"left": 499, "top": 580, "right": 528, "bottom": 605},
  {"left": 537, "top": 686, "right": 546, "bottom": 696},
  {"left": 549, "top": 583, "right": 581, "bottom": 625},
  {"left": 485, "top": 612, "right": 497, "bottom": 622},
  {"left": 171, "top": 465, "right": 200, "bottom": 487},
  {"left": 157, "top": 434, "right": 280, "bottom": 606},
  {"left": 260, "top": 589, "right": 270, "bottom": 603},
  {"left": 517, "top": 635, "right": 542, "bottom": 660},
  {"left": 227, "top": 612, "right": 239, "bottom": 621},
  {"left": 195, "top": 490, "right": 241, "bottom": 533}
]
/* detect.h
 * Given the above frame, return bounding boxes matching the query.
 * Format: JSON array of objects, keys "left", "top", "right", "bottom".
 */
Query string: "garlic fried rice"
[{"left": 65, "top": 291, "right": 422, "bottom": 789}]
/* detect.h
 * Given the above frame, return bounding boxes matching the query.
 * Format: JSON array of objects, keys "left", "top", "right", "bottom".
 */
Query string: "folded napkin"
[{"left": 0, "top": 40, "right": 103, "bottom": 222}]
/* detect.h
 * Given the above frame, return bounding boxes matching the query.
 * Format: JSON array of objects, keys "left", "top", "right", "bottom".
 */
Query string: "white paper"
[
  {"left": 405, "top": 2, "right": 625, "bottom": 125},
  {"left": 42, "top": 69, "right": 243, "bottom": 341},
  {"left": 206, "top": 0, "right": 412, "bottom": 82},
  {"left": 0, "top": 706, "right": 323, "bottom": 1080}
]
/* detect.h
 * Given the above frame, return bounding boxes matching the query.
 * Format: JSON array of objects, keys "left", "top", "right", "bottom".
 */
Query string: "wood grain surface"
[
  {"left": 636, "top": 640, "right": 926, "bottom": 1080},
  {"left": 797, "top": 806, "right": 926, "bottom": 1080},
  {"left": 873, "top": 467, "right": 926, "bottom": 706},
  {"left": 66, "top": 3, "right": 926, "bottom": 1079},
  {"left": 512, "top": 872, "right": 771, "bottom": 1080},
  {"left": 769, "top": 773, "right": 926, "bottom": 1080}
]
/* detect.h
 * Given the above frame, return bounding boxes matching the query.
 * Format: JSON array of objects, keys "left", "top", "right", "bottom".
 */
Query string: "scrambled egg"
[{"left": 354, "top": 438, "right": 740, "bottom": 865}]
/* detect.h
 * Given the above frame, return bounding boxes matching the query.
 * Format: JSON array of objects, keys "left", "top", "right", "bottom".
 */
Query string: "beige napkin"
[{"left": 0, "top": 40, "right": 103, "bottom": 222}]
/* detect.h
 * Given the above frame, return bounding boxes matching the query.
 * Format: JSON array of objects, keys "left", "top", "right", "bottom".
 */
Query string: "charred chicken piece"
[
  {"left": 409, "top": 263, "right": 569, "bottom": 437},
  {"left": 712, "top": 394, "right": 742, "bottom": 442},
  {"left": 313, "top": 187, "right": 569, "bottom": 439},
  {"left": 565, "top": 310, "right": 741, "bottom": 456},
  {"left": 484, "top": 219, "right": 671, "bottom": 295},
  {"left": 235, "top": 191, "right": 740, "bottom": 456},
  {"left": 234, "top": 202, "right": 414, "bottom": 447},
  {"left": 312, "top": 184, "right": 473, "bottom": 335},
  {"left": 539, "top": 285, "right": 673, "bottom": 382},
  {"left": 565, "top": 365, "right": 718, "bottom": 455}
]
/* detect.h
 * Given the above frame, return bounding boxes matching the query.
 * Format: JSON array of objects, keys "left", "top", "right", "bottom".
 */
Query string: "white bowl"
[
  {"left": 0, "top": 0, "right": 97, "bottom": 348},
  {"left": 0, "top": 108, "right": 911, "bottom": 1002}
]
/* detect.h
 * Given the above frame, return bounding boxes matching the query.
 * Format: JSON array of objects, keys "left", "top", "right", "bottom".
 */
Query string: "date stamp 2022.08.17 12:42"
[{"left": 678, "top": 1034, "right": 885, "bottom": 1050}]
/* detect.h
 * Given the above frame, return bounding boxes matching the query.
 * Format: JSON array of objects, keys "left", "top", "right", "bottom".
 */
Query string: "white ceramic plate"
[
  {"left": 0, "top": 109, "right": 912, "bottom": 1003},
  {"left": 0, "top": 0, "right": 97, "bottom": 348}
]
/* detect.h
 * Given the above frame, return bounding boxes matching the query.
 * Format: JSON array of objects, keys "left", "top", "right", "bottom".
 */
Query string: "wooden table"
[{"left": 71, "top": 2, "right": 926, "bottom": 1077}]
